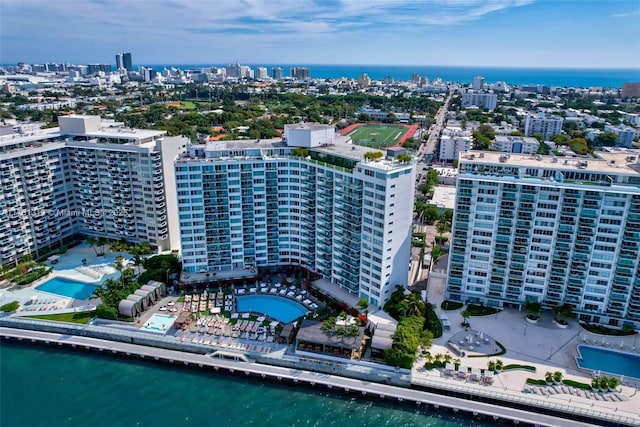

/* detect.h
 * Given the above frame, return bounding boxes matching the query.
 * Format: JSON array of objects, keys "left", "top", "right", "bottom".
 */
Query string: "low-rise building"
[
  {"left": 493, "top": 135, "right": 540, "bottom": 154},
  {"left": 605, "top": 124, "right": 636, "bottom": 148}
]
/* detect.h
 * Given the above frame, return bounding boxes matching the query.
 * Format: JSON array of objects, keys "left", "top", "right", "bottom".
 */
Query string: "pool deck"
[
  {"left": 0, "top": 243, "right": 132, "bottom": 313},
  {"left": 424, "top": 274, "right": 640, "bottom": 421}
]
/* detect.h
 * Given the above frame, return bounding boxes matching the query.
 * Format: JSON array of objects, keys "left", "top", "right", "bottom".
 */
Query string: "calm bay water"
[
  {"left": 0, "top": 342, "right": 495, "bottom": 427},
  {"left": 150, "top": 64, "right": 640, "bottom": 88}
]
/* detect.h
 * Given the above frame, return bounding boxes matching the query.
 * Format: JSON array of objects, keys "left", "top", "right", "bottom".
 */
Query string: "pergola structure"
[{"left": 295, "top": 319, "right": 365, "bottom": 360}]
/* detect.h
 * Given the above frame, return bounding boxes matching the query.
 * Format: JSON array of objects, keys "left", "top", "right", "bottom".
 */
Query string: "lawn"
[
  {"left": 347, "top": 124, "right": 407, "bottom": 148},
  {"left": 27, "top": 311, "right": 94, "bottom": 324}
]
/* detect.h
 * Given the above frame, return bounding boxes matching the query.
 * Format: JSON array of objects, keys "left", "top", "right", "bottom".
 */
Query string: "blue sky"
[{"left": 1, "top": 0, "right": 639, "bottom": 68}]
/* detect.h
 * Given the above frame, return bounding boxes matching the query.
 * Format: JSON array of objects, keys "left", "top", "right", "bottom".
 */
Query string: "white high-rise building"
[
  {"left": 461, "top": 92, "right": 497, "bottom": 111},
  {"left": 524, "top": 113, "right": 563, "bottom": 140},
  {"left": 175, "top": 126, "right": 415, "bottom": 307},
  {"left": 0, "top": 115, "right": 187, "bottom": 265},
  {"left": 472, "top": 76, "right": 485, "bottom": 90},
  {"left": 256, "top": 67, "right": 267, "bottom": 80},
  {"left": 439, "top": 127, "right": 472, "bottom": 162},
  {"left": 447, "top": 151, "right": 640, "bottom": 329},
  {"left": 604, "top": 124, "right": 636, "bottom": 148}
]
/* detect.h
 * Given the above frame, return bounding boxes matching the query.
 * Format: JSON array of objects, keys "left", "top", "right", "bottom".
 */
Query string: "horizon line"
[{"left": 3, "top": 62, "right": 639, "bottom": 71}]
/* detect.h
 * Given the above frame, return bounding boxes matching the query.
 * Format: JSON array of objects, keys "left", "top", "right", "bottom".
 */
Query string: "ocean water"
[
  {"left": 150, "top": 64, "right": 640, "bottom": 88},
  {"left": 0, "top": 342, "right": 494, "bottom": 427}
]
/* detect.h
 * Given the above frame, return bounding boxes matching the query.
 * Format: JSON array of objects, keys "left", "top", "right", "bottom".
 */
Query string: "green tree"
[
  {"left": 568, "top": 138, "right": 589, "bottom": 155},
  {"left": 537, "top": 141, "right": 551, "bottom": 155},
  {"left": 436, "top": 221, "right": 450, "bottom": 243},
  {"left": 396, "top": 153, "right": 411, "bottom": 163},
  {"left": 86, "top": 236, "right": 99, "bottom": 256},
  {"left": 423, "top": 205, "right": 440, "bottom": 224},
  {"left": 292, "top": 147, "right": 309, "bottom": 157},
  {"left": 96, "top": 303, "right": 118, "bottom": 320},
  {"left": 551, "top": 134, "right": 570, "bottom": 146},
  {"left": 364, "top": 151, "right": 383, "bottom": 161},
  {"left": 524, "top": 300, "right": 542, "bottom": 319},
  {"left": 356, "top": 297, "right": 369, "bottom": 314},
  {"left": 531, "top": 132, "right": 544, "bottom": 143},
  {"left": 595, "top": 131, "right": 619, "bottom": 147},
  {"left": 91, "top": 286, "right": 109, "bottom": 302},
  {"left": 132, "top": 255, "right": 144, "bottom": 275}
]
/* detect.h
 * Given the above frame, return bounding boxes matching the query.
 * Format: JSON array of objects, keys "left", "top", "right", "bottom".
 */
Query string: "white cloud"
[{"left": 611, "top": 8, "right": 640, "bottom": 18}]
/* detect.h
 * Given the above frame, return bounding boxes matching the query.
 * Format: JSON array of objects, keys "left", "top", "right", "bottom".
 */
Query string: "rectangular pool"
[
  {"left": 141, "top": 314, "right": 177, "bottom": 334},
  {"left": 36, "top": 277, "right": 101, "bottom": 300},
  {"left": 576, "top": 345, "right": 640, "bottom": 379}
]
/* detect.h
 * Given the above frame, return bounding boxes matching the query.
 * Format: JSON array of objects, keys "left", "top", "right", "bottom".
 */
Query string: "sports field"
[{"left": 346, "top": 124, "right": 408, "bottom": 148}]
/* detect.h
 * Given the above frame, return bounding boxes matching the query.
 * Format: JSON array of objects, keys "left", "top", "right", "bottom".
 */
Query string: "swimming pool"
[
  {"left": 575, "top": 345, "right": 640, "bottom": 379},
  {"left": 236, "top": 295, "right": 308, "bottom": 323},
  {"left": 141, "top": 313, "right": 177, "bottom": 334},
  {"left": 35, "top": 277, "right": 102, "bottom": 300}
]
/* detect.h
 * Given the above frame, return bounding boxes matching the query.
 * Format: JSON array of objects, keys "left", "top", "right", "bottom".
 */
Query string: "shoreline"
[{"left": 0, "top": 320, "right": 637, "bottom": 427}]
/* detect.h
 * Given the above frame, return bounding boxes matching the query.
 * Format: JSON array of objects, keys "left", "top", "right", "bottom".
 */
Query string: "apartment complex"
[
  {"left": 439, "top": 127, "right": 472, "bottom": 162},
  {"left": 446, "top": 151, "right": 640, "bottom": 329},
  {"left": 604, "top": 124, "right": 636, "bottom": 148},
  {"left": 461, "top": 92, "right": 497, "bottom": 111},
  {"left": 175, "top": 126, "right": 415, "bottom": 307},
  {"left": 524, "top": 113, "right": 564, "bottom": 140},
  {"left": 493, "top": 136, "right": 539, "bottom": 154},
  {"left": 0, "top": 115, "right": 187, "bottom": 265}
]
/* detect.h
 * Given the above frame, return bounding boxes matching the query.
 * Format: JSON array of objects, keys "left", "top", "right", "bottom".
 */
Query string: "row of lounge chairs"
[
  {"left": 183, "top": 336, "right": 273, "bottom": 353},
  {"left": 184, "top": 292, "right": 234, "bottom": 313},
  {"left": 524, "top": 385, "right": 628, "bottom": 401},
  {"left": 75, "top": 266, "right": 101, "bottom": 279},
  {"left": 21, "top": 302, "right": 62, "bottom": 311}
]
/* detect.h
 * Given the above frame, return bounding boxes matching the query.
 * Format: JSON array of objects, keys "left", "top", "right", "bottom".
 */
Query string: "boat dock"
[{"left": 2, "top": 326, "right": 635, "bottom": 427}]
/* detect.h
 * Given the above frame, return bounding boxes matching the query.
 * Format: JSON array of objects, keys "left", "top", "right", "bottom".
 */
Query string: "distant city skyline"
[{"left": 1, "top": 0, "right": 640, "bottom": 69}]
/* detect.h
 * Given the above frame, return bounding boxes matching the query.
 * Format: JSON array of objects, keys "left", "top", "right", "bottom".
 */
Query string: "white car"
[
  {"left": 159, "top": 306, "right": 168, "bottom": 311},
  {"left": 167, "top": 301, "right": 175, "bottom": 306}
]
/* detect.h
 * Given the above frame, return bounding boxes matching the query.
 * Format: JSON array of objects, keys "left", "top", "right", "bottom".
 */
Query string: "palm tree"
[
  {"left": 404, "top": 292, "right": 426, "bottom": 318},
  {"left": 91, "top": 286, "right": 108, "bottom": 302},
  {"left": 553, "top": 371, "right": 563, "bottom": 384},
  {"left": 132, "top": 255, "right": 144, "bottom": 275},
  {"left": 113, "top": 259, "right": 126, "bottom": 289},
  {"left": 436, "top": 221, "right": 450, "bottom": 245},
  {"left": 97, "top": 237, "right": 108, "bottom": 256},
  {"left": 545, "top": 371, "right": 554, "bottom": 384},
  {"left": 524, "top": 300, "right": 542, "bottom": 320},
  {"left": 86, "top": 236, "right": 99, "bottom": 255}
]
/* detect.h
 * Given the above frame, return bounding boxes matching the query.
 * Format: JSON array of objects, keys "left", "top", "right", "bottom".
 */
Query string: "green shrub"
[
  {"left": 563, "top": 379, "right": 591, "bottom": 390},
  {"left": 503, "top": 364, "right": 536, "bottom": 372},
  {"left": 434, "top": 236, "right": 449, "bottom": 244},
  {"left": 441, "top": 300, "right": 464, "bottom": 311},
  {"left": 1, "top": 300, "right": 20, "bottom": 312},
  {"left": 95, "top": 304, "right": 118, "bottom": 320},
  {"left": 580, "top": 323, "right": 637, "bottom": 336},
  {"left": 465, "top": 304, "right": 501, "bottom": 316},
  {"left": 526, "top": 378, "right": 547, "bottom": 386}
]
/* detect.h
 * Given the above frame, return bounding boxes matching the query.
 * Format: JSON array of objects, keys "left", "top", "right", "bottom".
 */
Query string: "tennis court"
[{"left": 346, "top": 124, "right": 408, "bottom": 148}]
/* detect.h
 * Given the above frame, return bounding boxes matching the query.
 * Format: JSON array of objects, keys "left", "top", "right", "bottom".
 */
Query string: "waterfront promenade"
[{"left": 1, "top": 326, "right": 636, "bottom": 427}]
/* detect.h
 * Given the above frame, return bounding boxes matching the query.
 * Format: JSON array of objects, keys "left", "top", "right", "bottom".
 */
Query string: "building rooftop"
[
  {"left": 459, "top": 150, "right": 640, "bottom": 175},
  {"left": 182, "top": 136, "right": 414, "bottom": 171},
  {"left": 285, "top": 123, "right": 334, "bottom": 131}
]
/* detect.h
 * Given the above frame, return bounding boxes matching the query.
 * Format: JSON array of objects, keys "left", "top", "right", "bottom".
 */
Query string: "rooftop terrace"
[{"left": 459, "top": 151, "right": 640, "bottom": 176}]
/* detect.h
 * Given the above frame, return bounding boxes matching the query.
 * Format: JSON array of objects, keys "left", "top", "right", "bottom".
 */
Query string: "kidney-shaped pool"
[{"left": 236, "top": 295, "right": 309, "bottom": 323}]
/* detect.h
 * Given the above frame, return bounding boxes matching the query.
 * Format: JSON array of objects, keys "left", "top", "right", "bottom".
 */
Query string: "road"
[{"left": 418, "top": 90, "right": 453, "bottom": 167}]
